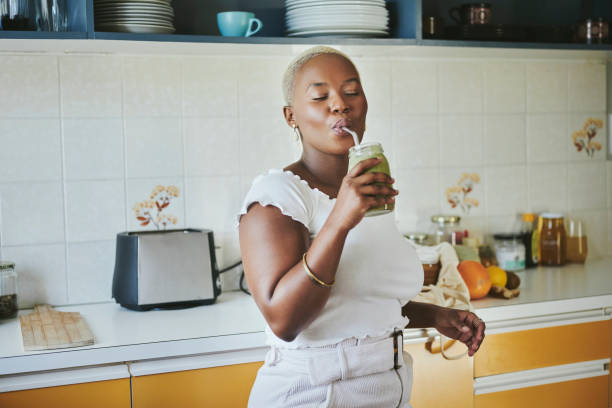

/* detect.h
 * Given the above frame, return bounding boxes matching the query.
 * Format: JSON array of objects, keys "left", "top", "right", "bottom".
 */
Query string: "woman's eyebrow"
[{"left": 306, "top": 78, "right": 360, "bottom": 91}]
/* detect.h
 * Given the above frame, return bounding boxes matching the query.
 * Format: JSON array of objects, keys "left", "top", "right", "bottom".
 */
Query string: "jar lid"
[
  {"left": 541, "top": 212, "right": 563, "bottom": 219},
  {"left": 404, "top": 233, "right": 428, "bottom": 244},
  {"left": 431, "top": 215, "right": 461, "bottom": 225},
  {"left": 349, "top": 142, "right": 383, "bottom": 153},
  {"left": 0, "top": 261, "right": 15, "bottom": 270},
  {"left": 493, "top": 233, "right": 523, "bottom": 241}
]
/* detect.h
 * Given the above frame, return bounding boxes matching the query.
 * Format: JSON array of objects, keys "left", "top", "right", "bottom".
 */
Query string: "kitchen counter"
[{"left": 1, "top": 258, "right": 612, "bottom": 378}]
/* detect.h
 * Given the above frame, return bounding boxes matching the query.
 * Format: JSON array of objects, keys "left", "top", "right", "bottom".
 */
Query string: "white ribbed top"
[{"left": 238, "top": 169, "right": 423, "bottom": 348}]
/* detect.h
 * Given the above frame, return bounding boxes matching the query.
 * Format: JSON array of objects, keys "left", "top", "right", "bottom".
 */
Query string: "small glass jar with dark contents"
[
  {"left": 539, "top": 213, "right": 566, "bottom": 266},
  {"left": 0, "top": 261, "right": 17, "bottom": 319}
]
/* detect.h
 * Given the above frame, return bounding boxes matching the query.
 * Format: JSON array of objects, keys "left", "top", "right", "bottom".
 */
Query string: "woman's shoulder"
[{"left": 250, "top": 168, "right": 317, "bottom": 198}]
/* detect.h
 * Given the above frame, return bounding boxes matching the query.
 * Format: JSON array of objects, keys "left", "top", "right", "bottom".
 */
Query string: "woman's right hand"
[{"left": 329, "top": 157, "right": 398, "bottom": 232}]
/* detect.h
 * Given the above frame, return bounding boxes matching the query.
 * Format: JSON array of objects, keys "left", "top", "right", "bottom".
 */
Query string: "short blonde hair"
[{"left": 282, "top": 46, "right": 358, "bottom": 106}]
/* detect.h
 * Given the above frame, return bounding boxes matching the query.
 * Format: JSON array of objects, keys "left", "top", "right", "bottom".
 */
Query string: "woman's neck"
[{"left": 299, "top": 147, "right": 348, "bottom": 192}]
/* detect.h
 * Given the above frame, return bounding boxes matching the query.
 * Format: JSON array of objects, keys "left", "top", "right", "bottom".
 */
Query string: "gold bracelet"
[{"left": 302, "top": 253, "right": 334, "bottom": 288}]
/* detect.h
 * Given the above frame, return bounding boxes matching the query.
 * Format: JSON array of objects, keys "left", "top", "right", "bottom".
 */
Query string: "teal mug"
[{"left": 217, "top": 11, "right": 263, "bottom": 37}]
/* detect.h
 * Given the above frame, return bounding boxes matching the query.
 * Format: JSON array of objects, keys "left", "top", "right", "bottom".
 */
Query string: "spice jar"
[
  {"left": 0, "top": 262, "right": 17, "bottom": 319},
  {"left": 493, "top": 234, "right": 526, "bottom": 271},
  {"left": 430, "top": 215, "right": 461, "bottom": 245},
  {"left": 540, "top": 213, "right": 566, "bottom": 266}
]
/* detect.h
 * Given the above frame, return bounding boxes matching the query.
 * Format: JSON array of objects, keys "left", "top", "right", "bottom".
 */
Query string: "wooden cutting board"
[{"left": 19, "top": 305, "right": 95, "bottom": 351}]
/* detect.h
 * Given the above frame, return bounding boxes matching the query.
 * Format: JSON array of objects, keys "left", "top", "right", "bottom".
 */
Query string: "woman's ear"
[{"left": 283, "top": 106, "right": 295, "bottom": 128}]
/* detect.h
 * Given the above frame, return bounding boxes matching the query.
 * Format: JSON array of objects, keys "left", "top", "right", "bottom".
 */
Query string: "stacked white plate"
[
  {"left": 95, "top": 0, "right": 175, "bottom": 34},
  {"left": 285, "top": 0, "right": 388, "bottom": 37}
]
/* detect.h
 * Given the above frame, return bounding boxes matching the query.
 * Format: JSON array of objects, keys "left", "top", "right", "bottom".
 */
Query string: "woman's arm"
[
  {"left": 403, "top": 301, "right": 486, "bottom": 356},
  {"left": 240, "top": 158, "right": 397, "bottom": 342}
]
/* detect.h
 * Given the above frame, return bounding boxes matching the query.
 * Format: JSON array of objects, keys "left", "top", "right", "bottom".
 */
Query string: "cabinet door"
[
  {"left": 475, "top": 375, "right": 608, "bottom": 408},
  {"left": 404, "top": 341, "right": 473, "bottom": 408},
  {"left": 0, "top": 379, "right": 131, "bottom": 408},
  {"left": 474, "top": 320, "right": 609, "bottom": 377},
  {"left": 132, "top": 361, "right": 263, "bottom": 408}
]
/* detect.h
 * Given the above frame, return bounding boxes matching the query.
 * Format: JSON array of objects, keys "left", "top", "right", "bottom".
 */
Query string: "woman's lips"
[{"left": 331, "top": 118, "right": 352, "bottom": 136}]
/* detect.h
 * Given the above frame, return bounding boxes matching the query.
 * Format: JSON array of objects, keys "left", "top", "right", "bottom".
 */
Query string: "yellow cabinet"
[
  {"left": 131, "top": 361, "right": 263, "bottom": 408},
  {"left": 475, "top": 375, "right": 608, "bottom": 408},
  {"left": 0, "top": 378, "right": 131, "bottom": 408},
  {"left": 474, "top": 320, "right": 609, "bottom": 377},
  {"left": 404, "top": 340, "right": 473, "bottom": 408}
]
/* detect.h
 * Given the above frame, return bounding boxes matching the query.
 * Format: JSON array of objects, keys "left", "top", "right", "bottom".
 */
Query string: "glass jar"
[
  {"left": 566, "top": 217, "right": 588, "bottom": 263},
  {"left": 348, "top": 142, "right": 393, "bottom": 217},
  {"left": 493, "top": 234, "right": 526, "bottom": 271},
  {"left": 0, "top": 261, "right": 17, "bottom": 319},
  {"left": 430, "top": 215, "right": 461, "bottom": 245},
  {"left": 540, "top": 213, "right": 566, "bottom": 266}
]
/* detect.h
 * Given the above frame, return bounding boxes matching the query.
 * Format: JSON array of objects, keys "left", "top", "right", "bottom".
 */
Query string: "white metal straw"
[{"left": 342, "top": 127, "right": 360, "bottom": 147}]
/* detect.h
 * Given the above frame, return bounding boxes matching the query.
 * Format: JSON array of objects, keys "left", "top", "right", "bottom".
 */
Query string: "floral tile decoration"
[
  {"left": 446, "top": 173, "right": 480, "bottom": 214},
  {"left": 133, "top": 185, "right": 179, "bottom": 229},
  {"left": 572, "top": 117, "right": 603, "bottom": 158}
]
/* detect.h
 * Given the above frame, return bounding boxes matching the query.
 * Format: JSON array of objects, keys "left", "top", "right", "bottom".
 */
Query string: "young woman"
[{"left": 238, "top": 46, "right": 485, "bottom": 407}]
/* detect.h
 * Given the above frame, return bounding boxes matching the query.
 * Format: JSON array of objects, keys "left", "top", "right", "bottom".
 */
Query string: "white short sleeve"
[{"left": 237, "top": 169, "right": 313, "bottom": 230}]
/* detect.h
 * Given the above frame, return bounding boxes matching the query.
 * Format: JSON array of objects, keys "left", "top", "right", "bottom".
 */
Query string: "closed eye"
[{"left": 312, "top": 95, "right": 328, "bottom": 101}]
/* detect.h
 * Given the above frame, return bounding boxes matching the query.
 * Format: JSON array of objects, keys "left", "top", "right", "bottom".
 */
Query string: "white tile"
[
  {"left": 2, "top": 244, "right": 67, "bottom": 308},
  {"left": 483, "top": 115, "right": 526, "bottom": 165},
  {"left": 239, "top": 116, "right": 297, "bottom": 182},
  {"left": 567, "top": 162, "right": 606, "bottom": 211},
  {"left": 486, "top": 214, "right": 520, "bottom": 235},
  {"left": 527, "top": 163, "right": 568, "bottom": 213},
  {"left": 60, "top": 56, "right": 122, "bottom": 117},
  {"left": 439, "top": 115, "right": 483, "bottom": 167},
  {"left": 184, "top": 117, "right": 239, "bottom": 177},
  {"left": 526, "top": 62, "right": 568, "bottom": 113},
  {"left": 484, "top": 62, "right": 526, "bottom": 113},
  {"left": 0, "top": 119, "right": 61, "bottom": 183},
  {"left": 393, "top": 115, "right": 438, "bottom": 169},
  {"left": 185, "top": 176, "right": 241, "bottom": 233},
  {"left": 608, "top": 162, "right": 612, "bottom": 208},
  {"left": 125, "top": 118, "right": 183, "bottom": 178},
  {"left": 67, "top": 241, "right": 115, "bottom": 303},
  {"left": 395, "top": 168, "right": 440, "bottom": 220},
  {"left": 182, "top": 56, "right": 239, "bottom": 117},
  {"left": 213, "top": 230, "right": 242, "bottom": 272},
  {"left": 526, "top": 114, "right": 568, "bottom": 163},
  {"left": 608, "top": 209, "right": 612, "bottom": 256},
  {"left": 0, "top": 183, "right": 64, "bottom": 246},
  {"left": 63, "top": 118, "right": 124, "bottom": 180},
  {"left": 485, "top": 166, "right": 527, "bottom": 216},
  {"left": 126, "top": 178, "right": 185, "bottom": 231},
  {"left": 568, "top": 114, "right": 607, "bottom": 162},
  {"left": 0, "top": 56, "right": 59, "bottom": 118},
  {"left": 440, "top": 167, "right": 485, "bottom": 216},
  {"left": 570, "top": 210, "right": 607, "bottom": 259},
  {"left": 438, "top": 62, "right": 482, "bottom": 114},
  {"left": 355, "top": 59, "right": 391, "bottom": 119},
  {"left": 363, "top": 116, "right": 393, "bottom": 155},
  {"left": 239, "top": 56, "right": 290, "bottom": 117},
  {"left": 391, "top": 60, "right": 437, "bottom": 115},
  {"left": 123, "top": 56, "right": 181, "bottom": 117},
  {"left": 65, "top": 180, "right": 126, "bottom": 242},
  {"left": 568, "top": 62, "right": 606, "bottom": 112}
]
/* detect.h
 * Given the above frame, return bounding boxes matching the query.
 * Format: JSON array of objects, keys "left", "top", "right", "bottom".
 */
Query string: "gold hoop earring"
[{"left": 292, "top": 125, "right": 301, "bottom": 141}]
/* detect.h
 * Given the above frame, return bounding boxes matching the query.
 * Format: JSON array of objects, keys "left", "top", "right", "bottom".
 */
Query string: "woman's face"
[{"left": 289, "top": 54, "right": 368, "bottom": 155}]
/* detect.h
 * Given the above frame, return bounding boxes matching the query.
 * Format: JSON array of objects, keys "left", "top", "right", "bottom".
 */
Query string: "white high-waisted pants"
[{"left": 248, "top": 335, "right": 413, "bottom": 408}]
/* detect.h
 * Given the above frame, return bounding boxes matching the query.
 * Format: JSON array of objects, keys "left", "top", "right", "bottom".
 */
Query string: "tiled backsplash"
[{"left": 0, "top": 51, "right": 608, "bottom": 307}]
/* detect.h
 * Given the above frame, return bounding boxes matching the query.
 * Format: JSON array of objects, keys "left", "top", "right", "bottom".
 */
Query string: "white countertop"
[{"left": 1, "top": 258, "right": 612, "bottom": 377}]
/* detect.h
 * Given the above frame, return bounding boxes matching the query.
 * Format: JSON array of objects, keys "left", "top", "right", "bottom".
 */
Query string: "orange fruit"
[
  {"left": 458, "top": 260, "right": 492, "bottom": 300},
  {"left": 486, "top": 266, "right": 507, "bottom": 287}
]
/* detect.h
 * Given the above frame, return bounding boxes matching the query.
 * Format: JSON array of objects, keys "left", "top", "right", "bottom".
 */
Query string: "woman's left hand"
[{"left": 434, "top": 308, "right": 485, "bottom": 357}]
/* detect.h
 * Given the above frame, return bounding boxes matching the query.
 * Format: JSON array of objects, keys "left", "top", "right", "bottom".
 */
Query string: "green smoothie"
[{"left": 348, "top": 142, "right": 394, "bottom": 217}]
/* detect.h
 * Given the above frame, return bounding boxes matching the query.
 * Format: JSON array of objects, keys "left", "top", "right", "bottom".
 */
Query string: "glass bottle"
[
  {"left": 539, "top": 213, "right": 566, "bottom": 266},
  {"left": 348, "top": 142, "right": 394, "bottom": 217},
  {"left": 521, "top": 213, "right": 536, "bottom": 268},
  {"left": 0, "top": 262, "right": 17, "bottom": 319}
]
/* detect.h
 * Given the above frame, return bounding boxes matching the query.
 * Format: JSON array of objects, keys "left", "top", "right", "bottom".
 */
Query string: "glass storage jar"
[
  {"left": 0, "top": 261, "right": 17, "bottom": 319},
  {"left": 493, "top": 234, "right": 526, "bottom": 271},
  {"left": 348, "top": 142, "right": 394, "bottom": 217},
  {"left": 430, "top": 215, "right": 461, "bottom": 245},
  {"left": 540, "top": 213, "right": 566, "bottom": 266}
]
